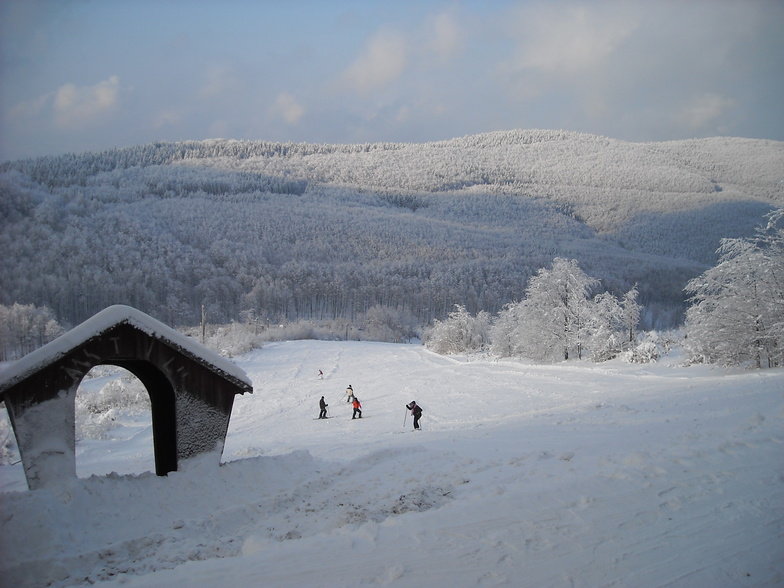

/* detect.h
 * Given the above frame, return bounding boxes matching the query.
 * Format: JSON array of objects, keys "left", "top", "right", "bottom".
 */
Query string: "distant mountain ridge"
[{"left": 2, "top": 130, "right": 782, "bottom": 329}]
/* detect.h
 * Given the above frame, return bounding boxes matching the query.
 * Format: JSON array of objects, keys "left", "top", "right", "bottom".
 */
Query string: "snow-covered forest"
[
  {"left": 424, "top": 207, "right": 784, "bottom": 369},
  {"left": 1, "top": 130, "right": 782, "bottom": 330}
]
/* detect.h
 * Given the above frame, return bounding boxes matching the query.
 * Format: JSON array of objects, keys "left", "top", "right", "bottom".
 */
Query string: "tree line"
[
  {"left": 0, "top": 303, "right": 64, "bottom": 361},
  {"left": 425, "top": 209, "right": 784, "bottom": 369},
  {"left": 425, "top": 259, "right": 642, "bottom": 363},
  {"left": 2, "top": 209, "right": 781, "bottom": 369}
]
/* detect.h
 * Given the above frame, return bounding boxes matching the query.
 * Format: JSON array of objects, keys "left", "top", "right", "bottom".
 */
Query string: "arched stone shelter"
[{"left": 0, "top": 305, "right": 253, "bottom": 490}]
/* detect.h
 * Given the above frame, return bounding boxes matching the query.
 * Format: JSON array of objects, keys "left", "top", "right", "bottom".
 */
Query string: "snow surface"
[
  {"left": 1, "top": 340, "right": 782, "bottom": 587},
  {"left": 0, "top": 305, "right": 251, "bottom": 393}
]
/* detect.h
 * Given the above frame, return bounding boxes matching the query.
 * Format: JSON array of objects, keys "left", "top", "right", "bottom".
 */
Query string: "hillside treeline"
[
  {"left": 426, "top": 210, "right": 784, "bottom": 370},
  {"left": 1, "top": 130, "right": 781, "bottom": 329}
]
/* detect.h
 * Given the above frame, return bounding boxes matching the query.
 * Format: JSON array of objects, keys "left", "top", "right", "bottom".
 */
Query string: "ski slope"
[{"left": 1, "top": 340, "right": 782, "bottom": 587}]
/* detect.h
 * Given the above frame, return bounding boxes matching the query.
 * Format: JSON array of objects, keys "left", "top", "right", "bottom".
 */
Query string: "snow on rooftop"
[{"left": 0, "top": 305, "right": 252, "bottom": 393}]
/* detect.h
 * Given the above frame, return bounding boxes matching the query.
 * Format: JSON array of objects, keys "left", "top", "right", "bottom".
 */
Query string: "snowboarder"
[
  {"left": 352, "top": 397, "right": 362, "bottom": 419},
  {"left": 406, "top": 401, "right": 422, "bottom": 430},
  {"left": 318, "top": 396, "right": 328, "bottom": 419},
  {"left": 345, "top": 385, "right": 355, "bottom": 403}
]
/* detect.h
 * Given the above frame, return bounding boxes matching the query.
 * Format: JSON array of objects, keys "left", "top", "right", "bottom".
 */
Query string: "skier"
[
  {"left": 352, "top": 396, "right": 362, "bottom": 419},
  {"left": 318, "top": 370, "right": 324, "bottom": 380},
  {"left": 318, "top": 396, "right": 328, "bottom": 419},
  {"left": 406, "top": 401, "right": 422, "bottom": 430},
  {"left": 345, "top": 385, "right": 355, "bottom": 403}
]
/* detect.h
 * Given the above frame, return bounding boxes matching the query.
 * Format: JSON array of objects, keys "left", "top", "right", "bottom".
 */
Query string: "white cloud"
[
  {"left": 53, "top": 75, "right": 120, "bottom": 129},
  {"left": 505, "top": 5, "right": 638, "bottom": 77},
  {"left": 678, "top": 93, "right": 736, "bottom": 131},
  {"left": 272, "top": 93, "right": 305, "bottom": 125},
  {"left": 208, "top": 119, "right": 230, "bottom": 138},
  {"left": 199, "top": 63, "right": 241, "bottom": 101},
  {"left": 341, "top": 28, "right": 407, "bottom": 95},
  {"left": 9, "top": 93, "right": 49, "bottom": 119},
  {"left": 429, "top": 11, "right": 462, "bottom": 60},
  {"left": 152, "top": 108, "right": 186, "bottom": 130}
]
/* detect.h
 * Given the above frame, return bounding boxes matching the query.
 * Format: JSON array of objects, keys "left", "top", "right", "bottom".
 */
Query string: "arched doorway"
[
  {"left": 75, "top": 366, "right": 155, "bottom": 478},
  {"left": 71, "top": 359, "right": 179, "bottom": 478}
]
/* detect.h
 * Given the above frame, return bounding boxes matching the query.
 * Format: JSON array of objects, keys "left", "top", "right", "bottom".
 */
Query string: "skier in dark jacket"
[
  {"left": 318, "top": 396, "right": 328, "bottom": 419},
  {"left": 406, "top": 401, "right": 422, "bottom": 430}
]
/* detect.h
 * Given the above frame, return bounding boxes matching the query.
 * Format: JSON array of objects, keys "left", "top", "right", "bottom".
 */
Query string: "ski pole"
[{"left": 403, "top": 408, "right": 408, "bottom": 428}]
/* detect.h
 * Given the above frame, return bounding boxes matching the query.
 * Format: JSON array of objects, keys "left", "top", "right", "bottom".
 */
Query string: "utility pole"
[{"left": 201, "top": 305, "right": 206, "bottom": 345}]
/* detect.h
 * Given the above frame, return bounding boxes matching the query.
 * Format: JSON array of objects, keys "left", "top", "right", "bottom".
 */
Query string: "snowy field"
[{"left": 1, "top": 339, "right": 782, "bottom": 587}]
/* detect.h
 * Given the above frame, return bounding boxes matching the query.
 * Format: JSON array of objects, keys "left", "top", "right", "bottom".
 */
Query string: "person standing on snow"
[
  {"left": 345, "top": 385, "right": 355, "bottom": 403},
  {"left": 406, "top": 401, "right": 422, "bottom": 430},
  {"left": 352, "top": 397, "right": 362, "bottom": 419},
  {"left": 318, "top": 396, "right": 328, "bottom": 419}
]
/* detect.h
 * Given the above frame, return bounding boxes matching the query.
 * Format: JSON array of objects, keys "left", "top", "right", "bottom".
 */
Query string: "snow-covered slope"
[{"left": 1, "top": 340, "right": 782, "bottom": 587}]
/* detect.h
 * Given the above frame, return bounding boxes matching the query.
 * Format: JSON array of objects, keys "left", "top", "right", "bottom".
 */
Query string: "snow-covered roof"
[{"left": 0, "top": 305, "right": 252, "bottom": 393}]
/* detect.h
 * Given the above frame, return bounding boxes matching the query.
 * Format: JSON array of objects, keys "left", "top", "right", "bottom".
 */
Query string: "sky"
[{"left": 1, "top": 0, "right": 783, "bottom": 162}]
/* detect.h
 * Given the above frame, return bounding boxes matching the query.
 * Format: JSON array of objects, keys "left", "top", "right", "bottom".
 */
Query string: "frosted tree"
[
  {"left": 489, "top": 299, "right": 527, "bottom": 358},
  {"left": 587, "top": 291, "right": 624, "bottom": 362},
  {"left": 763, "top": 210, "right": 784, "bottom": 360},
  {"left": 493, "top": 258, "right": 600, "bottom": 362},
  {"left": 360, "top": 305, "right": 419, "bottom": 343},
  {"left": 0, "top": 303, "right": 63, "bottom": 360},
  {"left": 529, "top": 258, "right": 599, "bottom": 360},
  {"left": 424, "top": 304, "right": 491, "bottom": 354},
  {"left": 621, "top": 285, "right": 641, "bottom": 344},
  {"left": 685, "top": 209, "right": 784, "bottom": 368}
]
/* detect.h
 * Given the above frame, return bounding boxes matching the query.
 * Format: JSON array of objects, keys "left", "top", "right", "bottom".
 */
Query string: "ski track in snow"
[{"left": 0, "top": 340, "right": 783, "bottom": 587}]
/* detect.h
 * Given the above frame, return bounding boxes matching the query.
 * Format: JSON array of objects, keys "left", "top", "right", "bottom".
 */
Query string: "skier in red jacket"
[{"left": 352, "top": 397, "right": 362, "bottom": 419}]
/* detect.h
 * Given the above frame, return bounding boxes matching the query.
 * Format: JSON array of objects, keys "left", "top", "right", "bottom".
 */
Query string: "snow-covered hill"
[
  {"left": 2, "top": 131, "right": 782, "bottom": 328},
  {"left": 1, "top": 340, "right": 782, "bottom": 587}
]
